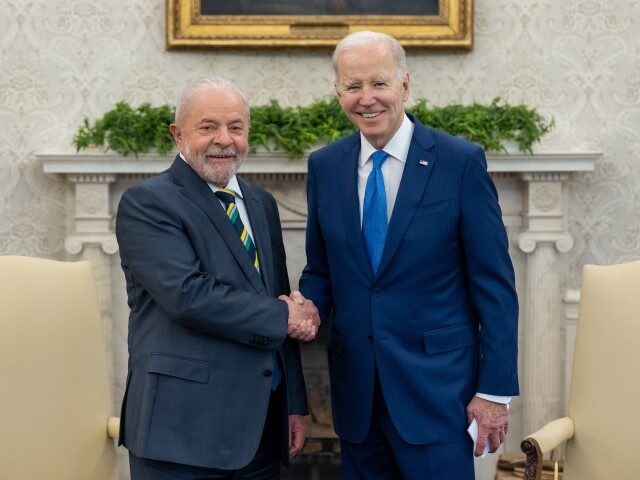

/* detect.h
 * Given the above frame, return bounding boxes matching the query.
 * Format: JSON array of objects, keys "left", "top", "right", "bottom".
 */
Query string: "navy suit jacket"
[
  {"left": 299, "top": 116, "right": 518, "bottom": 444},
  {"left": 116, "top": 157, "right": 308, "bottom": 469}
]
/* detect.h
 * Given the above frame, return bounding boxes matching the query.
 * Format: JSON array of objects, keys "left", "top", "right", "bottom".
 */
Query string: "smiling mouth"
[{"left": 359, "top": 112, "right": 382, "bottom": 119}]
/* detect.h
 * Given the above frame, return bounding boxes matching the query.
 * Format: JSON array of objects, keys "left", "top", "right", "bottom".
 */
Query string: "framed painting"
[{"left": 166, "top": 0, "right": 473, "bottom": 48}]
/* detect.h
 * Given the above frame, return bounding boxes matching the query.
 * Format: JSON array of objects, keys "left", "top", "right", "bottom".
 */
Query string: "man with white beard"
[{"left": 115, "top": 78, "right": 319, "bottom": 479}]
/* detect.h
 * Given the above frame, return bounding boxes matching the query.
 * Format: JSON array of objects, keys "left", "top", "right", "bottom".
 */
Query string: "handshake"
[{"left": 279, "top": 291, "right": 320, "bottom": 342}]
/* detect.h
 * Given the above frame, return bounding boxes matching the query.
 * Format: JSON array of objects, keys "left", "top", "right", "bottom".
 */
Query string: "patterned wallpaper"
[{"left": 1, "top": 0, "right": 639, "bottom": 283}]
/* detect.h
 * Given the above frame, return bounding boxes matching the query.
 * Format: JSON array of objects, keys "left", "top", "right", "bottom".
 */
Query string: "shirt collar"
[
  {"left": 180, "top": 152, "right": 243, "bottom": 198},
  {"left": 359, "top": 114, "right": 414, "bottom": 166},
  {"left": 215, "top": 175, "right": 243, "bottom": 198}
]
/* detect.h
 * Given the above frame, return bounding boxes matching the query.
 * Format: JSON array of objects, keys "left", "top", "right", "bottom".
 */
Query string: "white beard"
[{"left": 183, "top": 141, "right": 247, "bottom": 187}]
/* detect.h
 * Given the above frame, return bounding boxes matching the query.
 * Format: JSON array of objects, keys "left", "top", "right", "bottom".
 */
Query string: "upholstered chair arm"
[
  {"left": 521, "top": 416, "right": 574, "bottom": 480},
  {"left": 107, "top": 417, "right": 120, "bottom": 439}
]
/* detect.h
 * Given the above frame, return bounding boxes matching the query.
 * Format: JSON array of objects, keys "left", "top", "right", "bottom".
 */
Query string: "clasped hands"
[{"left": 279, "top": 290, "right": 320, "bottom": 342}]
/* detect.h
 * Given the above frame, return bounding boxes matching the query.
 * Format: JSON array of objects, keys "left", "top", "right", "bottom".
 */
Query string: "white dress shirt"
[
  {"left": 357, "top": 114, "right": 413, "bottom": 224},
  {"left": 209, "top": 176, "right": 256, "bottom": 243},
  {"left": 356, "top": 116, "right": 510, "bottom": 406}
]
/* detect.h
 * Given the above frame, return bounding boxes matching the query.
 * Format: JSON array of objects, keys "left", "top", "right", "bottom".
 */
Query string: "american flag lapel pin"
[{"left": 419, "top": 160, "right": 429, "bottom": 166}]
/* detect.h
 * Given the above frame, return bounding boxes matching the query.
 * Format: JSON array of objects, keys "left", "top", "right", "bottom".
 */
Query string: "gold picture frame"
[{"left": 166, "top": 0, "right": 473, "bottom": 49}]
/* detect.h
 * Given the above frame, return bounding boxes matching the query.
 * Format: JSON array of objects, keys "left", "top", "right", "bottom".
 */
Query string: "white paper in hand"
[{"left": 467, "top": 418, "right": 490, "bottom": 458}]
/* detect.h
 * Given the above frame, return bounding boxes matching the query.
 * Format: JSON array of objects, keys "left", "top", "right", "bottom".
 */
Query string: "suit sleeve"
[
  {"left": 299, "top": 153, "right": 334, "bottom": 322},
  {"left": 116, "top": 184, "right": 288, "bottom": 349},
  {"left": 459, "top": 148, "right": 519, "bottom": 396}
]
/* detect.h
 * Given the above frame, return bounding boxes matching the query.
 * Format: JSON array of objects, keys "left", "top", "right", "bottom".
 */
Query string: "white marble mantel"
[
  {"left": 41, "top": 152, "right": 597, "bottom": 174},
  {"left": 41, "top": 151, "right": 598, "bottom": 451}
]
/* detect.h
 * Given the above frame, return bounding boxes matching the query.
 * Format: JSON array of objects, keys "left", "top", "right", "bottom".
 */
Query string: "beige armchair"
[
  {"left": 521, "top": 260, "right": 640, "bottom": 480},
  {"left": 0, "top": 256, "right": 119, "bottom": 479}
]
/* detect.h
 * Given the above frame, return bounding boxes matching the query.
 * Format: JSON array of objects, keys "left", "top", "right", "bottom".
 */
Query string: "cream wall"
[
  {"left": 2, "top": 0, "right": 639, "bottom": 283},
  {"left": 1, "top": 0, "right": 639, "bottom": 477}
]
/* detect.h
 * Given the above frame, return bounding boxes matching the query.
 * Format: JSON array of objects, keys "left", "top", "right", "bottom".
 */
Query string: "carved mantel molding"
[
  {"left": 41, "top": 151, "right": 598, "bottom": 436},
  {"left": 41, "top": 151, "right": 598, "bottom": 233},
  {"left": 40, "top": 152, "right": 598, "bottom": 175}
]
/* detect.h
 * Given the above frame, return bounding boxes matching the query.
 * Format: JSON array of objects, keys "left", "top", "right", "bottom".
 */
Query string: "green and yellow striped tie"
[{"left": 214, "top": 189, "right": 260, "bottom": 275}]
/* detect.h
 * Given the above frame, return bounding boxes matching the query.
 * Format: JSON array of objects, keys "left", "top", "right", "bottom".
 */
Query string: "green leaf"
[{"left": 74, "top": 98, "right": 553, "bottom": 158}]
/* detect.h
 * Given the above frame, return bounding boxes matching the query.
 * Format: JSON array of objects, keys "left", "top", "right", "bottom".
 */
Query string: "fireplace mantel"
[
  {"left": 41, "top": 151, "right": 596, "bottom": 175},
  {"left": 41, "top": 151, "right": 598, "bottom": 449}
]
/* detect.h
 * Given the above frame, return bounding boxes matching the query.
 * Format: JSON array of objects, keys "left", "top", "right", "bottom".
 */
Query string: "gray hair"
[
  {"left": 174, "top": 78, "right": 250, "bottom": 126},
  {"left": 332, "top": 31, "right": 408, "bottom": 84}
]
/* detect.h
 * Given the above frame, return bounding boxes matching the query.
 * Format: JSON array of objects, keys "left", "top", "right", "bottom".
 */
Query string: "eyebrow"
[
  {"left": 342, "top": 77, "right": 392, "bottom": 87},
  {"left": 198, "top": 118, "right": 246, "bottom": 126}
]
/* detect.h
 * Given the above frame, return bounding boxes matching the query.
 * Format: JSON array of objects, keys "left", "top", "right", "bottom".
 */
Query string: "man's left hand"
[
  {"left": 288, "top": 414, "right": 307, "bottom": 457},
  {"left": 466, "top": 396, "right": 509, "bottom": 457}
]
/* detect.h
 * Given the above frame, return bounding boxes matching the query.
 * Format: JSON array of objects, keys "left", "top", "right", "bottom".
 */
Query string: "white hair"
[
  {"left": 332, "top": 31, "right": 408, "bottom": 83},
  {"left": 174, "top": 78, "right": 250, "bottom": 126}
]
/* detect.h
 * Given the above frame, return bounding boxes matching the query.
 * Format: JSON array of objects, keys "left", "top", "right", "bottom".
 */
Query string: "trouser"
[{"left": 340, "top": 372, "right": 475, "bottom": 480}]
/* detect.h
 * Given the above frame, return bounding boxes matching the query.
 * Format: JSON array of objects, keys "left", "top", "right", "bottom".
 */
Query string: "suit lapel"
[
  {"left": 169, "top": 157, "right": 266, "bottom": 295},
  {"left": 338, "top": 136, "right": 375, "bottom": 281},
  {"left": 238, "top": 178, "right": 275, "bottom": 297},
  {"left": 377, "top": 121, "right": 437, "bottom": 278}
]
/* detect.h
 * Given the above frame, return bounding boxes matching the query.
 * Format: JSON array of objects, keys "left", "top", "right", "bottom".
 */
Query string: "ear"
[
  {"left": 169, "top": 123, "right": 184, "bottom": 151},
  {"left": 334, "top": 83, "right": 342, "bottom": 99},
  {"left": 402, "top": 73, "right": 410, "bottom": 102}
]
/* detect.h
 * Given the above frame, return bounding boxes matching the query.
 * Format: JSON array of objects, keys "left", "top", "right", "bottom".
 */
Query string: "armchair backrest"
[
  {"left": 564, "top": 260, "right": 640, "bottom": 479},
  {"left": 0, "top": 256, "right": 117, "bottom": 479}
]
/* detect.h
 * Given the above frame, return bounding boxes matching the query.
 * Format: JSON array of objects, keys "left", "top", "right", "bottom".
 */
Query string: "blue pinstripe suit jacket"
[{"left": 299, "top": 115, "right": 519, "bottom": 444}]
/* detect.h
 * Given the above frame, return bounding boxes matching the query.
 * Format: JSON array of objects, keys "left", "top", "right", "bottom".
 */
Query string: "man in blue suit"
[
  {"left": 116, "top": 78, "right": 319, "bottom": 479},
  {"left": 299, "top": 32, "right": 519, "bottom": 479}
]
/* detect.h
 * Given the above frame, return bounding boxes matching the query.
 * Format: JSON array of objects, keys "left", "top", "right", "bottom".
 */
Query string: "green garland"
[
  {"left": 75, "top": 102, "right": 175, "bottom": 156},
  {"left": 74, "top": 98, "right": 553, "bottom": 159}
]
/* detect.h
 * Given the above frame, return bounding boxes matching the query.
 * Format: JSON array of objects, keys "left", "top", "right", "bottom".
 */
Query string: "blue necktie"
[{"left": 362, "top": 150, "right": 389, "bottom": 274}]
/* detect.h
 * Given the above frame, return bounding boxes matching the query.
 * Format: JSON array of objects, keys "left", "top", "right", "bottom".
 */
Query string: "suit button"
[
  {"left": 368, "top": 335, "right": 374, "bottom": 344},
  {"left": 372, "top": 288, "right": 382, "bottom": 296},
  {"left": 263, "top": 369, "right": 273, "bottom": 378}
]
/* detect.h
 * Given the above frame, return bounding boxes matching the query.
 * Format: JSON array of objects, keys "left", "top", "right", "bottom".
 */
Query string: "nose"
[
  {"left": 358, "top": 85, "right": 376, "bottom": 106},
  {"left": 213, "top": 126, "right": 233, "bottom": 147}
]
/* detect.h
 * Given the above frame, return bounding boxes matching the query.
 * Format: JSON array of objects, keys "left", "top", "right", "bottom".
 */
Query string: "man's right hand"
[{"left": 279, "top": 291, "right": 320, "bottom": 342}]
